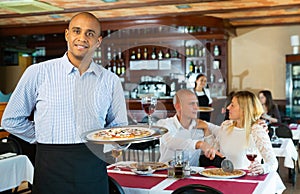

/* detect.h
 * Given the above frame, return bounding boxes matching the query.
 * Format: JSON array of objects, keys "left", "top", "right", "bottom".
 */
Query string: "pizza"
[
  {"left": 130, "top": 162, "right": 168, "bottom": 171},
  {"left": 91, "top": 127, "right": 154, "bottom": 141},
  {"left": 201, "top": 168, "right": 245, "bottom": 178}
]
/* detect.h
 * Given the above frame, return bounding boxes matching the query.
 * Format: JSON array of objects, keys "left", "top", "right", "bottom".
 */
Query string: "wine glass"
[
  {"left": 111, "top": 143, "right": 131, "bottom": 171},
  {"left": 245, "top": 147, "right": 258, "bottom": 176},
  {"left": 141, "top": 95, "right": 157, "bottom": 128},
  {"left": 270, "top": 126, "right": 279, "bottom": 143}
]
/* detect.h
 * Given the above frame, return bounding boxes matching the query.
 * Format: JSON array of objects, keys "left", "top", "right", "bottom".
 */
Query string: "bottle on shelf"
[
  {"left": 137, "top": 48, "right": 141, "bottom": 60},
  {"left": 172, "top": 50, "right": 179, "bottom": 58},
  {"left": 118, "top": 49, "right": 122, "bottom": 60},
  {"left": 158, "top": 50, "right": 163, "bottom": 60},
  {"left": 213, "top": 45, "right": 220, "bottom": 56},
  {"left": 107, "top": 46, "right": 112, "bottom": 60},
  {"left": 143, "top": 48, "right": 148, "bottom": 59},
  {"left": 151, "top": 48, "right": 157, "bottom": 59},
  {"left": 185, "top": 46, "right": 190, "bottom": 57},
  {"left": 190, "top": 45, "right": 195, "bottom": 57},
  {"left": 189, "top": 61, "right": 194, "bottom": 73},
  {"left": 130, "top": 50, "right": 136, "bottom": 60},
  {"left": 121, "top": 61, "right": 126, "bottom": 75},
  {"left": 198, "top": 45, "right": 203, "bottom": 57},
  {"left": 165, "top": 49, "right": 171, "bottom": 59},
  {"left": 112, "top": 61, "right": 117, "bottom": 73},
  {"left": 116, "top": 62, "right": 121, "bottom": 75}
]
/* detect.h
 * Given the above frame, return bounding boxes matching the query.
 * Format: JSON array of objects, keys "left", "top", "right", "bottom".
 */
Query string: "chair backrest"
[
  {"left": 268, "top": 123, "right": 293, "bottom": 139},
  {"left": 171, "top": 184, "right": 223, "bottom": 194},
  {"left": 0, "top": 136, "right": 22, "bottom": 155},
  {"left": 122, "top": 140, "right": 160, "bottom": 162},
  {"left": 210, "top": 97, "right": 227, "bottom": 125},
  {"left": 108, "top": 176, "right": 125, "bottom": 194}
]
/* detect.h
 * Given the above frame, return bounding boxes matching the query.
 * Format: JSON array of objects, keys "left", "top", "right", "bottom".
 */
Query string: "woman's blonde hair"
[{"left": 228, "top": 91, "right": 264, "bottom": 143}]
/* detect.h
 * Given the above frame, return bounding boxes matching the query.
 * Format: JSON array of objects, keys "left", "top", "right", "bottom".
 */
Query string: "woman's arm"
[{"left": 252, "top": 124, "right": 278, "bottom": 174}]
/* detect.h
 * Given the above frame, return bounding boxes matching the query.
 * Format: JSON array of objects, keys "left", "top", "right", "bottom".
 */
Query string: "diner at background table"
[
  {"left": 1, "top": 12, "right": 128, "bottom": 194},
  {"left": 258, "top": 90, "right": 281, "bottom": 124},
  {"left": 156, "top": 89, "right": 221, "bottom": 166},
  {"left": 198, "top": 91, "right": 278, "bottom": 175}
]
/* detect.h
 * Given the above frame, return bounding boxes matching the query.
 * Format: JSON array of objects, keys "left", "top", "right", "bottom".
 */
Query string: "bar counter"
[{"left": 126, "top": 98, "right": 176, "bottom": 123}]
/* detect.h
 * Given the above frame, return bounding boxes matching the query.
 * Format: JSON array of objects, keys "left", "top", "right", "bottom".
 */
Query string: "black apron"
[
  {"left": 196, "top": 89, "right": 210, "bottom": 122},
  {"left": 33, "top": 143, "right": 109, "bottom": 194}
]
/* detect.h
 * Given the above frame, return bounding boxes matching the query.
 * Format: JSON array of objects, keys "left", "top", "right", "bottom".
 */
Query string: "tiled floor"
[{"left": 278, "top": 157, "right": 300, "bottom": 194}]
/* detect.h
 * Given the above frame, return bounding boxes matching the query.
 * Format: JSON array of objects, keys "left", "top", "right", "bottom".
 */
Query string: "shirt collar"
[
  {"left": 62, "top": 53, "right": 102, "bottom": 76},
  {"left": 173, "top": 115, "right": 197, "bottom": 130}
]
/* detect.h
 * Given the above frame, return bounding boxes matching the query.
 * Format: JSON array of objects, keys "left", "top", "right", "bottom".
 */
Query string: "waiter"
[
  {"left": 194, "top": 74, "right": 212, "bottom": 122},
  {"left": 1, "top": 12, "right": 128, "bottom": 194}
]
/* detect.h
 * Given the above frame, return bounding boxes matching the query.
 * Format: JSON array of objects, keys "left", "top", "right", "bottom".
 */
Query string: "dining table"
[
  {"left": 272, "top": 138, "right": 298, "bottom": 185},
  {"left": 107, "top": 162, "right": 286, "bottom": 194},
  {"left": 0, "top": 154, "right": 34, "bottom": 192}
]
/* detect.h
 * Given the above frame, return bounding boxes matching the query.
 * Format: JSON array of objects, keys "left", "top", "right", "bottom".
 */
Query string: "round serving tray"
[
  {"left": 81, "top": 125, "right": 168, "bottom": 145},
  {"left": 198, "top": 106, "right": 214, "bottom": 112}
]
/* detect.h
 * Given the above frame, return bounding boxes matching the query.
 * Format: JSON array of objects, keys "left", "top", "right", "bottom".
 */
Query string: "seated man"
[{"left": 156, "top": 89, "right": 221, "bottom": 166}]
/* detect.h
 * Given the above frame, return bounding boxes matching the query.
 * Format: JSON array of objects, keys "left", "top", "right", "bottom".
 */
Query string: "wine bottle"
[
  {"left": 185, "top": 46, "right": 190, "bottom": 57},
  {"left": 143, "top": 48, "right": 148, "bottom": 59},
  {"left": 151, "top": 48, "right": 156, "bottom": 59},
  {"left": 165, "top": 49, "right": 171, "bottom": 58},
  {"left": 137, "top": 48, "right": 141, "bottom": 60},
  {"left": 213, "top": 45, "right": 220, "bottom": 56},
  {"left": 130, "top": 50, "right": 136, "bottom": 60},
  {"left": 189, "top": 61, "right": 194, "bottom": 73},
  {"left": 107, "top": 46, "right": 111, "bottom": 60},
  {"left": 158, "top": 50, "right": 163, "bottom": 60}
]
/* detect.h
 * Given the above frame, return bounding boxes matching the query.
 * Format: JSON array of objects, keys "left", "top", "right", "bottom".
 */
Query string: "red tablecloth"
[
  {"left": 164, "top": 178, "right": 258, "bottom": 194},
  {"left": 109, "top": 173, "right": 166, "bottom": 189}
]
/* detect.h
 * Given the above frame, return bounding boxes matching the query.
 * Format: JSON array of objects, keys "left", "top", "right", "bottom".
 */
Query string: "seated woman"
[
  {"left": 258, "top": 90, "right": 281, "bottom": 124},
  {"left": 199, "top": 91, "right": 278, "bottom": 175}
]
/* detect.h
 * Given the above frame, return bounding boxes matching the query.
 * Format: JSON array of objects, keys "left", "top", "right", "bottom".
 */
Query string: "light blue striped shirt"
[{"left": 1, "top": 54, "right": 128, "bottom": 144}]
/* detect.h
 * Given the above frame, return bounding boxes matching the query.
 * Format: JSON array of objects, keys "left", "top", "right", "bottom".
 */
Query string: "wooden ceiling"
[{"left": 1, "top": 0, "right": 300, "bottom": 36}]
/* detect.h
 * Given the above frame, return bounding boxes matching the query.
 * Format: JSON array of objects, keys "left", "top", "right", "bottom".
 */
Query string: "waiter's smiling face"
[{"left": 196, "top": 75, "right": 207, "bottom": 88}]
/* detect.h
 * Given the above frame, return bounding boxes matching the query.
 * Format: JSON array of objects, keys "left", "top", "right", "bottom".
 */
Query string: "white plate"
[
  {"left": 199, "top": 168, "right": 246, "bottom": 179},
  {"left": 129, "top": 162, "right": 169, "bottom": 171},
  {"left": 190, "top": 166, "right": 204, "bottom": 174},
  {"left": 132, "top": 169, "right": 155, "bottom": 175},
  {"left": 82, "top": 125, "right": 168, "bottom": 144}
]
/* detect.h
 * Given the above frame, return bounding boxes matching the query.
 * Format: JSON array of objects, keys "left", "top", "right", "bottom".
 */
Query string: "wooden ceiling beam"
[{"left": 0, "top": 15, "right": 234, "bottom": 39}]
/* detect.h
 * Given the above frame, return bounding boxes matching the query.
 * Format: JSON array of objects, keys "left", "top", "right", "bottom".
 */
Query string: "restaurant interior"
[{"left": 1, "top": 0, "right": 300, "bottom": 193}]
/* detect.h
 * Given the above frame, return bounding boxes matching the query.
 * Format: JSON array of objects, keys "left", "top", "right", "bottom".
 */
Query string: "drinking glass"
[
  {"left": 245, "top": 147, "right": 258, "bottom": 176},
  {"left": 141, "top": 95, "right": 157, "bottom": 128},
  {"left": 111, "top": 143, "right": 131, "bottom": 171},
  {"left": 270, "top": 126, "right": 279, "bottom": 143}
]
